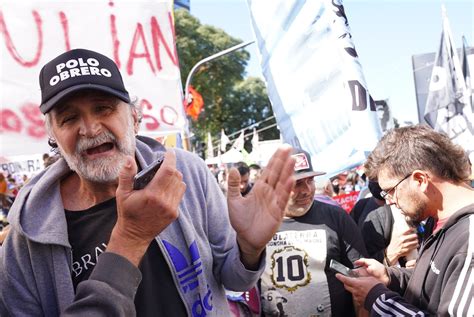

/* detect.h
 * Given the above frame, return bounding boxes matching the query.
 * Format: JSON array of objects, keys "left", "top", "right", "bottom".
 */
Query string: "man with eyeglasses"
[
  {"left": 337, "top": 125, "right": 474, "bottom": 316},
  {"left": 259, "top": 148, "right": 367, "bottom": 316}
]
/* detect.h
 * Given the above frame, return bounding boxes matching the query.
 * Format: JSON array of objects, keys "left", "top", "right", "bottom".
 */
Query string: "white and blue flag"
[{"left": 247, "top": 0, "right": 382, "bottom": 176}]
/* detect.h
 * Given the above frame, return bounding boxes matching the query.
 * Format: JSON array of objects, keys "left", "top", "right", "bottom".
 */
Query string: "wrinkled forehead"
[{"left": 52, "top": 90, "right": 121, "bottom": 116}]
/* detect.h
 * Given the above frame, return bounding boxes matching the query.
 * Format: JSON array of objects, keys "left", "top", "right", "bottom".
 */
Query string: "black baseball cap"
[
  {"left": 39, "top": 48, "right": 130, "bottom": 114},
  {"left": 291, "top": 148, "right": 326, "bottom": 180}
]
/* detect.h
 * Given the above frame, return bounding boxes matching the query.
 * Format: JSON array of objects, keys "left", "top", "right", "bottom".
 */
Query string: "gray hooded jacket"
[{"left": 0, "top": 136, "right": 263, "bottom": 316}]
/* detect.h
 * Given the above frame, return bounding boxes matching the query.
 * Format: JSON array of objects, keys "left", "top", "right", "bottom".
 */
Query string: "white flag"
[
  {"left": 206, "top": 132, "right": 214, "bottom": 159},
  {"left": 0, "top": 0, "right": 184, "bottom": 157},
  {"left": 251, "top": 128, "right": 259, "bottom": 152},
  {"left": 220, "top": 129, "right": 230, "bottom": 152},
  {"left": 247, "top": 0, "right": 382, "bottom": 176},
  {"left": 232, "top": 131, "right": 245, "bottom": 152}
]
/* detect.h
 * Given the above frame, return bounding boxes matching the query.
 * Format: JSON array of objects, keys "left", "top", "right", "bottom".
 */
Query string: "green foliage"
[{"left": 174, "top": 9, "right": 278, "bottom": 155}]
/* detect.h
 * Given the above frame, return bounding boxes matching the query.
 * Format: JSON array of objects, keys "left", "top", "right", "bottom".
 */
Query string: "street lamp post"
[
  {"left": 182, "top": 40, "right": 255, "bottom": 151},
  {"left": 183, "top": 40, "right": 255, "bottom": 105}
]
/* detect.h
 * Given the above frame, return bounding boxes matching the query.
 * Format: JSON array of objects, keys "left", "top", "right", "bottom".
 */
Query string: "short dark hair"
[
  {"left": 237, "top": 162, "right": 250, "bottom": 176},
  {"left": 364, "top": 125, "right": 471, "bottom": 183}
]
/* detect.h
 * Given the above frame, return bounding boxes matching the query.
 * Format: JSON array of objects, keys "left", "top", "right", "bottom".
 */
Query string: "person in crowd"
[
  {"left": 21, "top": 174, "right": 29, "bottom": 186},
  {"left": 0, "top": 48, "right": 296, "bottom": 316},
  {"left": 331, "top": 177, "right": 341, "bottom": 195},
  {"left": 217, "top": 167, "right": 228, "bottom": 195},
  {"left": 0, "top": 174, "right": 8, "bottom": 213},
  {"left": 259, "top": 148, "right": 368, "bottom": 316},
  {"left": 0, "top": 224, "right": 10, "bottom": 246},
  {"left": 314, "top": 177, "right": 340, "bottom": 206},
  {"left": 6, "top": 177, "right": 19, "bottom": 201},
  {"left": 351, "top": 181, "right": 425, "bottom": 267},
  {"left": 351, "top": 181, "right": 386, "bottom": 225},
  {"left": 42, "top": 153, "right": 50, "bottom": 166},
  {"left": 43, "top": 152, "right": 62, "bottom": 168},
  {"left": 248, "top": 164, "right": 262, "bottom": 185},
  {"left": 343, "top": 171, "right": 361, "bottom": 193},
  {"left": 237, "top": 162, "right": 253, "bottom": 197},
  {"left": 337, "top": 125, "right": 474, "bottom": 316}
]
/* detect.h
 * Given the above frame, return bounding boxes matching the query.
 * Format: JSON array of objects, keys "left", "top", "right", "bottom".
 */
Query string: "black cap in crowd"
[
  {"left": 39, "top": 48, "right": 130, "bottom": 114},
  {"left": 291, "top": 148, "right": 326, "bottom": 180}
]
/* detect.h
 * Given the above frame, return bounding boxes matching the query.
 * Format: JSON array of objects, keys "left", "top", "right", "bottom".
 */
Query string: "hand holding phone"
[
  {"left": 133, "top": 158, "right": 164, "bottom": 190},
  {"left": 329, "top": 259, "right": 359, "bottom": 277}
]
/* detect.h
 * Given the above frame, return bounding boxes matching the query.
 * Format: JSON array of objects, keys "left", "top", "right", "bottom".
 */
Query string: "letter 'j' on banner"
[
  {"left": 0, "top": 0, "right": 185, "bottom": 156},
  {"left": 247, "top": 0, "right": 383, "bottom": 176}
]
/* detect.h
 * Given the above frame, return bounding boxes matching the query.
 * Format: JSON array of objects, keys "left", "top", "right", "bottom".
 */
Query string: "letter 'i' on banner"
[
  {"left": 424, "top": 6, "right": 474, "bottom": 155},
  {"left": 246, "top": 0, "right": 382, "bottom": 177}
]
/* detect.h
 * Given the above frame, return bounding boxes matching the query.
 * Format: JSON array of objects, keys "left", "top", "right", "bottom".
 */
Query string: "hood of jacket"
[
  {"left": 7, "top": 135, "right": 166, "bottom": 247},
  {"left": 438, "top": 203, "right": 474, "bottom": 233}
]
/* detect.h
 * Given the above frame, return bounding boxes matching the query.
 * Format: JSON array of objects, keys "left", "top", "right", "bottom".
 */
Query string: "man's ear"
[
  {"left": 131, "top": 108, "right": 139, "bottom": 134},
  {"left": 412, "top": 170, "right": 429, "bottom": 192}
]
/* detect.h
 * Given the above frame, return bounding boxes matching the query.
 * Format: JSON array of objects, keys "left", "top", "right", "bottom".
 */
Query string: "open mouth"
[{"left": 85, "top": 142, "right": 115, "bottom": 156}]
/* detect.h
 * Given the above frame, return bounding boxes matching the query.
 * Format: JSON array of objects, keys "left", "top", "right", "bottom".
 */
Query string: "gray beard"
[
  {"left": 58, "top": 117, "right": 136, "bottom": 183},
  {"left": 285, "top": 201, "right": 313, "bottom": 217}
]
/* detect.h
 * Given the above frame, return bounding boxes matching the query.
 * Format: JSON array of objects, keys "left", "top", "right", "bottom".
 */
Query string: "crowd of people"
[
  {"left": 0, "top": 173, "right": 29, "bottom": 215},
  {"left": 0, "top": 48, "right": 473, "bottom": 317}
]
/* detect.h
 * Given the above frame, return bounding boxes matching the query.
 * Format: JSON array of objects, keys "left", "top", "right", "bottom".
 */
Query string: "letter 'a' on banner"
[
  {"left": 0, "top": 0, "right": 185, "bottom": 156},
  {"left": 424, "top": 7, "right": 474, "bottom": 156},
  {"left": 246, "top": 0, "right": 382, "bottom": 176}
]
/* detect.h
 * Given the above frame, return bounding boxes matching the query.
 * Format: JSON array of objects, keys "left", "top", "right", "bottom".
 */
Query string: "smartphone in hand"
[
  {"left": 133, "top": 158, "right": 164, "bottom": 190},
  {"left": 329, "top": 259, "right": 358, "bottom": 277}
]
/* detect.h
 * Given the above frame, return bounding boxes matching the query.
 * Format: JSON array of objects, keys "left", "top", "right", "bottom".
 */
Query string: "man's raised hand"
[{"left": 227, "top": 145, "right": 295, "bottom": 269}]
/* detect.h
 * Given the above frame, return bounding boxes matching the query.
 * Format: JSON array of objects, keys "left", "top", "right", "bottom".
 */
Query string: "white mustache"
[{"left": 76, "top": 131, "right": 117, "bottom": 154}]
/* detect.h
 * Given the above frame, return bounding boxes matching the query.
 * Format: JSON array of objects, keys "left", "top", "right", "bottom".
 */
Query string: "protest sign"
[
  {"left": 1, "top": 0, "right": 185, "bottom": 156},
  {"left": 334, "top": 191, "right": 359, "bottom": 213}
]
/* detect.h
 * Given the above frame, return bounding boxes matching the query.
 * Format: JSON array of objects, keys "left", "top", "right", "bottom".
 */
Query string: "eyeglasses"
[{"left": 380, "top": 173, "right": 412, "bottom": 200}]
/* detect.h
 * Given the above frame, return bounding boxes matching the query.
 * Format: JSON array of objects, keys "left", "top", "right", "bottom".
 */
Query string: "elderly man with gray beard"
[{"left": 0, "top": 49, "right": 296, "bottom": 317}]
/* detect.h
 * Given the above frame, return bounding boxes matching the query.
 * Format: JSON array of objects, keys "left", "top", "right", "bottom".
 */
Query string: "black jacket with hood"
[{"left": 365, "top": 204, "right": 474, "bottom": 316}]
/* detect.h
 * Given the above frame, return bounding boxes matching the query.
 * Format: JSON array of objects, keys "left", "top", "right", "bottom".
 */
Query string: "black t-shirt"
[
  {"left": 65, "top": 198, "right": 187, "bottom": 316},
  {"left": 260, "top": 200, "right": 367, "bottom": 317}
]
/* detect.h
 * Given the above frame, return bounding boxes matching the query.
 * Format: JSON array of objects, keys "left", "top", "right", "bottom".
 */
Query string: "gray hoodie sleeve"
[
  {"left": 0, "top": 229, "right": 141, "bottom": 317},
  {"left": 62, "top": 252, "right": 142, "bottom": 316}
]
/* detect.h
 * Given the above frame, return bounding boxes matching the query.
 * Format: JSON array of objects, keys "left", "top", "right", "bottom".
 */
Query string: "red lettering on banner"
[
  {"left": 140, "top": 99, "right": 160, "bottom": 130},
  {"left": 334, "top": 191, "right": 360, "bottom": 213},
  {"left": 150, "top": 13, "right": 178, "bottom": 71},
  {"left": 20, "top": 103, "right": 46, "bottom": 139},
  {"left": 0, "top": 109, "right": 22, "bottom": 133},
  {"left": 109, "top": 14, "right": 121, "bottom": 68},
  {"left": 1, "top": 104, "right": 46, "bottom": 139},
  {"left": 127, "top": 23, "right": 156, "bottom": 76},
  {"left": 160, "top": 105, "right": 177, "bottom": 126},
  {"left": 59, "top": 11, "right": 71, "bottom": 51},
  {"left": 0, "top": 10, "right": 43, "bottom": 67}
]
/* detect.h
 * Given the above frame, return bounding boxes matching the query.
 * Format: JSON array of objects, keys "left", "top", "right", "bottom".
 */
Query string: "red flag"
[{"left": 184, "top": 85, "right": 204, "bottom": 121}]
